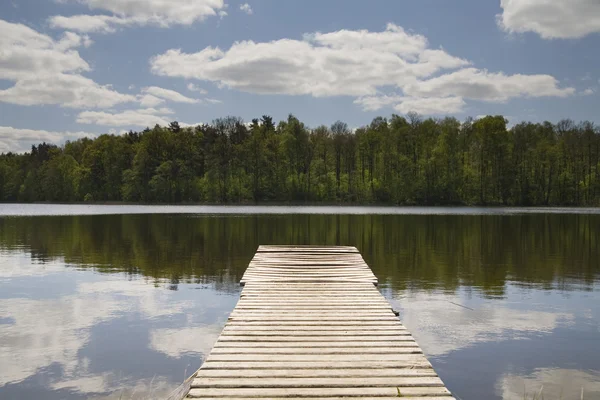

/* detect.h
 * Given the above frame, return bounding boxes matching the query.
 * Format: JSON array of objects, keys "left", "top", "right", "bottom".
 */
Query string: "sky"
[{"left": 1, "top": 0, "right": 599, "bottom": 152}]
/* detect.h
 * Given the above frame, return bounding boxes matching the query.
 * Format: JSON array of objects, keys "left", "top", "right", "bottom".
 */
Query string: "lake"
[{"left": 0, "top": 205, "right": 599, "bottom": 399}]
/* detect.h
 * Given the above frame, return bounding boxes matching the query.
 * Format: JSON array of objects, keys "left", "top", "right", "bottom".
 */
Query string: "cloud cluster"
[
  {"left": 354, "top": 96, "right": 467, "bottom": 115},
  {"left": 49, "top": 0, "right": 226, "bottom": 33},
  {"left": 187, "top": 83, "right": 208, "bottom": 94},
  {"left": 0, "top": 126, "right": 94, "bottom": 153},
  {"left": 240, "top": 3, "right": 253, "bottom": 15},
  {"left": 142, "top": 86, "right": 200, "bottom": 104},
  {"left": 76, "top": 107, "right": 203, "bottom": 128},
  {"left": 498, "top": 0, "right": 600, "bottom": 39},
  {"left": 0, "top": 19, "right": 134, "bottom": 109},
  {"left": 76, "top": 108, "right": 175, "bottom": 127},
  {"left": 150, "top": 23, "right": 574, "bottom": 114}
]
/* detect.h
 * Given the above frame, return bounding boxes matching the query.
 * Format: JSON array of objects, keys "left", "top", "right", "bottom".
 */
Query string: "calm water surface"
[{"left": 0, "top": 205, "right": 599, "bottom": 399}]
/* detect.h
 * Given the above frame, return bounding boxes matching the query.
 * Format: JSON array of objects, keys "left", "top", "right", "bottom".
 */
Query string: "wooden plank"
[
  {"left": 219, "top": 332, "right": 409, "bottom": 338},
  {"left": 233, "top": 309, "right": 395, "bottom": 314},
  {"left": 188, "top": 387, "right": 452, "bottom": 397},
  {"left": 243, "top": 282, "right": 377, "bottom": 286},
  {"left": 257, "top": 245, "right": 359, "bottom": 250},
  {"left": 189, "top": 397, "right": 452, "bottom": 400},
  {"left": 216, "top": 336, "right": 416, "bottom": 342},
  {"left": 244, "top": 271, "right": 373, "bottom": 275},
  {"left": 199, "top": 359, "right": 433, "bottom": 370},
  {"left": 228, "top": 312, "right": 396, "bottom": 317},
  {"left": 256, "top": 249, "right": 360, "bottom": 254},
  {"left": 226, "top": 320, "right": 401, "bottom": 325},
  {"left": 205, "top": 353, "right": 425, "bottom": 362},
  {"left": 239, "top": 292, "right": 382, "bottom": 296},
  {"left": 235, "top": 303, "right": 392, "bottom": 308},
  {"left": 236, "top": 303, "right": 391, "bottom": 307},
  {"left": 222, "top": 326, "right": 408, "bottom": 332},
  {"left": 209, "top": 346, "right": 421, "bottom": 354},
  {"left": 219, "top": 330, "right": 410, "bottom": 336},
  {"left": 231, "top": 305, "right": 393, "bottom": 309},
  {"left": 191, "top": 376, "right": 445, "bottom": 388},
  {"left": 241, "top": 279, "right": 379, "bottom": 284},
  {"left": 195, "top": 368, "right": 436, "bottom": 378},
  {"left": 213, "top": 340, "right": 416, "bottom": 347}
]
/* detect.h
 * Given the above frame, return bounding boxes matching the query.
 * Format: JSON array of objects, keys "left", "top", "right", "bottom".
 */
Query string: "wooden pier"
[{"left": 184, "top": 245, "right": 454, "bottom": 399}]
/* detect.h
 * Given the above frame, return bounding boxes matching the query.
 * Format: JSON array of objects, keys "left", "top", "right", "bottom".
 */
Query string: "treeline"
[{"left": 1, "top": 114, "right": 599, "bottom": 205}]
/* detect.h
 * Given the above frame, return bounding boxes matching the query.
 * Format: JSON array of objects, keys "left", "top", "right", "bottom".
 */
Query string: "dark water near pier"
[{"left": 0, "top": 205, "right": 599, "bottom": 399}]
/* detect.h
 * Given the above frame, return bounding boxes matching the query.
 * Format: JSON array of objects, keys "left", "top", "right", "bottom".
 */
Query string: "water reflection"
[
  {"left": 384, "top": 285, "right": 600, "bottom": 399},
  {"left": 499, "top": 369, "right": 600, "bottom": 400},
  {"left": 384, "top": 289, "right": 576, "bottom": 357},
  {"left": 0, "top": 251, "right": 238, "bottom": 399},
  {"left": 0, "top": 210, "right": 599, "bottom": 399},
  {"left": 0, "top": 213, "right": 598, "bottom": 293}
]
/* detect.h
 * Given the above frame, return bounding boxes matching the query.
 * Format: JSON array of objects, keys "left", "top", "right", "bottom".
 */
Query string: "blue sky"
[{"left": 1, "top": 0, "right": 599, "bottom": 152}]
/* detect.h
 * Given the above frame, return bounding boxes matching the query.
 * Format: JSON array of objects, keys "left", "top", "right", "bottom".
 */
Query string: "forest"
[{"left": 1, "top": 114, "right": 599, "bottom": 205}]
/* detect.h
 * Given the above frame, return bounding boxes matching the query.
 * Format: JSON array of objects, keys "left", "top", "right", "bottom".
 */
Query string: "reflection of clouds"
[
  {"left": 389, "top": 291, "right": 574, "bottom": 356},
  {"left": 498, "top": 368, "right": 600, "bottom": 400},
  {"left": 0, "top": 275, "right": 215, "bottom": 397},
  {"left": 0, "top": 296, "right": 121, "bottom": 386},
  {"left": 0, "top": 253, "right": 66, "bottom": 278},
  {"left": 150, "top": 326, "right": 222, "bottom": 358},
  {"left": 52, "top": 373, "right": 111, "bottom": 393},
  {"left": 52, "top": 373, "right": 173, "bottom": 400},
  {"left": 79, "top": 279, "right": 195, "bottom": 319}
]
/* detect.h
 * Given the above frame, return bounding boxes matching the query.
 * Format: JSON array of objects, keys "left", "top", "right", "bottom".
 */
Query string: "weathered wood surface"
[{"left": 185, "top": 245, "right": 454, "bottom": 399}]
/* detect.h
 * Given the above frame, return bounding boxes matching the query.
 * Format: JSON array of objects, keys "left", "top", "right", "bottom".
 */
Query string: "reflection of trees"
[{"left": 0, "top": 214, "right": 598, "bottom": 294}]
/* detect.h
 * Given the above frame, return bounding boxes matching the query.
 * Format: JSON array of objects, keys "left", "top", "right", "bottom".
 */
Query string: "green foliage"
[{"left": 1, "top": 115, "right": 599, "bottom": 205}]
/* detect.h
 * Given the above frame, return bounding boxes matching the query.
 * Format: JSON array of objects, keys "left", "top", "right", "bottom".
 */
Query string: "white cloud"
[
  {"left": 498, "top": 0, "right": 600, "bottom": 39},
  {"left": 0, "top": 74, "right": 136, "bottom": 109},
  {"left": 76, "top": 108, "right": 175, "bottom": 127},
  {"left": 354, "top": 95, "right": 465, "bottom": 115},
  {"left": 55, "top": 31, "right": 93, "bottom": 51},
  {"left": 204, "top": 98, "right": 223, "bottom": 105},
  {"left": 0, "top": 126, "right": 95, "bottom": 153},
  {"left": 49, "top": 14, "right": 123, "bottom": 34},
  {"left": 240, "top": 3, "right": 253, "bottom": 15},
  {"left": 142, "top": 86, "right": 199, "bottom": 103},
  {"left": 107, "top": 128, "right": 128, "bottom": 135},
  {"left": 50, "top": 0, "right": 226, "bottom": 33},
  {"left": 582, "top": 88, "right": 595, "bottom": 95},
  {"left": 179, "top": 121, "right": 204, "bottom": 127},
  {"left": 394, "top": 97, "right": 466, "bottom": 115},
  {"left": 0, "top": 19, "right": 134, "bottom": 109},
  {"left": 403, "top": 68, "right": 574, "bottom": 101},
  {"left": 138, "top": 94, "right": 166, "bottom": 107},
  {"left": 150, "top": 23, "right": 573, "bottom": 115},
  {"left": 75, "top": 107, "right": 202, "bottom": 128},
  {"left": 0, "top": 20, "right": 89, "bottom": 80},
  {"left": 187, "top": 83, "right": 208, "bottom": 94}
]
